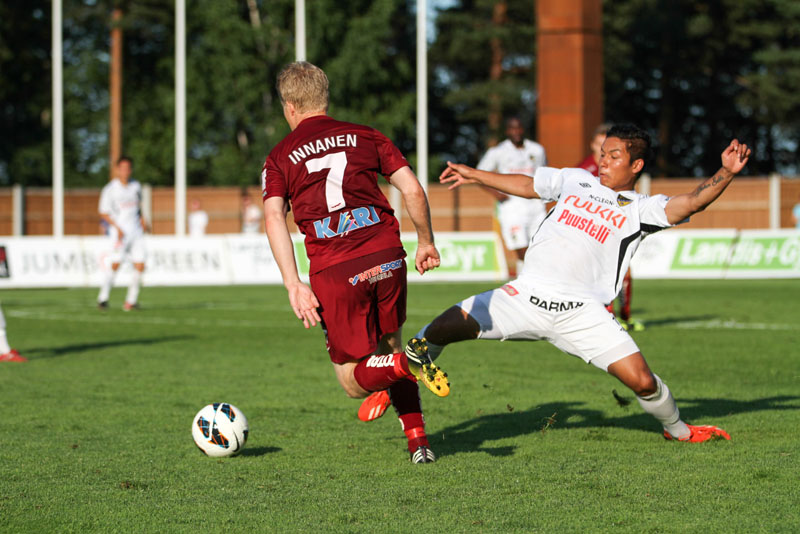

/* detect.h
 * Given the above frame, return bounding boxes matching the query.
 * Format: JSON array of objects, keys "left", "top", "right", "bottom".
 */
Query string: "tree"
[
  {"left": 428, "top": 0, "right": 537, "bottom": 166},
  {"left": 603, "top": 0, "right": 800, "bottom": 176}
]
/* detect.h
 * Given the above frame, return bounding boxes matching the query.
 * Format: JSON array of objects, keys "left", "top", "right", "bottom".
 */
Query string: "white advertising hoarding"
[{"left": 0, "top": 232, "right": 507, "bottom": 288}]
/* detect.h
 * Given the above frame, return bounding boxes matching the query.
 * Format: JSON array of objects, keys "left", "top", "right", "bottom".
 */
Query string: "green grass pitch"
[{"left": 1, "top": 280, "right": 799, "bottom": 533}]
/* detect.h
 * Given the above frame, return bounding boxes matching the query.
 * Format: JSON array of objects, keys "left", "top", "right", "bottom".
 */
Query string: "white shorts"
[
  {"left": 497, "top": 199, "right": 546, "bottom": 250},
  {"left": 107, "top": 234, "right": 146, "bottom": 265},
  {"left": 456, "top": 280, "right": 640, "bottom": 371}
]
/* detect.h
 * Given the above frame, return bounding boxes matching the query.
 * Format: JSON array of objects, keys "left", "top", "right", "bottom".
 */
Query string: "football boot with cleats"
[
  {"left": 410, "top": 446, "right": 436, "bottom": 464},
  {"left": 0, "top": 349, "right": 27, "bottom": 362},
  {"left": 358, "top": 390, "right": 391, "bottom": 422},
  {"left": 664, "top": 424, "right": 731, "bottom": 443},
  {"left": 405, "top": 337, "right": 449, "bottom": 397}
]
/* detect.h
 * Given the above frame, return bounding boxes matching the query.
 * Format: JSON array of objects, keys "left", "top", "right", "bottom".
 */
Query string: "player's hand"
[
  {"left": 116, "top": 227, "right": 125, "bottom": 242},
  {"left": 721, "top": 139, "right": 750, "bottom": 175},
  {"left": 287, "top": 282, "right": 322, "bottom": 329},
  {"left": 415, "top": 243, "right": 441, "bottom": 275},
  {"left": 439, "top": 161, "right": 479, "bottom": 190}
]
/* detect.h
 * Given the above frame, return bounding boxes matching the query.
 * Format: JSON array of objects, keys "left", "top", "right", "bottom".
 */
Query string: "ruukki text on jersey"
[
  {"left": 287, "top": 134, "right": 357, "bottom": 165},
  {"left": 556, "top": 194, "right": 628, "bottom": 244}
]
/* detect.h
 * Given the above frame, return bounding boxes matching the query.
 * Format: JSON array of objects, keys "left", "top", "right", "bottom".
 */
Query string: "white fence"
[{"left": 0, "top": 232, "right": 508, "bottom": 288}]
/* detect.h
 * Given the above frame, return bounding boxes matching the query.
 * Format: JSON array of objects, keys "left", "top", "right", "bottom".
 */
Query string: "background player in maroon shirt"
[
  {"left": 578, "top": 123, "right": 643, "bottom": 331},
  {"left": 262, "top": 61, "right": 447, "bottom": 463}
]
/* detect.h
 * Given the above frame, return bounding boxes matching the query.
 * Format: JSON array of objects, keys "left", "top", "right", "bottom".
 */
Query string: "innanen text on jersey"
[{"left": 288, "top": 134, "right": 357, "bottom": 165}]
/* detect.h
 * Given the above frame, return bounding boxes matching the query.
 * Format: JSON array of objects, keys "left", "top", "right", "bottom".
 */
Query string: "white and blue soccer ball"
[{"left": 191, "top": 403, "right": 249, "bottom": 457}]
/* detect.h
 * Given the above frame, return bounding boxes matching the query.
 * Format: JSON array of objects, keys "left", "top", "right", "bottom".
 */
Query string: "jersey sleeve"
[
  {"left": 476, "top": 147, "right": 497, "bottom": 172},
  {"left": 639, "top": 194, "right": 674, "bottom": 235},
  {"left": 373, "top": 129, "right": 409, "bottom": 180},
  {"left": 532, "top": 166, "right": 566, "bottom": 201},
  {"left": 262, "top": 155, "right": 287, "bottom": 201}
]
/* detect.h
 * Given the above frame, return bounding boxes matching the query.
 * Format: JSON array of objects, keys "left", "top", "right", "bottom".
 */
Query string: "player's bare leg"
[{"left": 607, "top": 353, "right": 729, "bottom": 442}]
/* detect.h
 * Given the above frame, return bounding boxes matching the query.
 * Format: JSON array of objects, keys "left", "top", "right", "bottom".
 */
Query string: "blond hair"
[{"left": 276, "top": 61, "right": 329, "bottom": 114}]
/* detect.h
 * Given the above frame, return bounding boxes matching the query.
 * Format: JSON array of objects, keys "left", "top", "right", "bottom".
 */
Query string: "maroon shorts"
[{"left": 310, "top": 247, "right": 407, "bottom": 364}]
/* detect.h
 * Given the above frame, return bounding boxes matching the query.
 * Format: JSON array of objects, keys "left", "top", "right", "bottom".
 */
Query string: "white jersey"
[
  {"left": 520, "top": 166, "right": 674, "bottom": 303},
  {"left": 98, "top": 178, "right": 144, "bottom": 241},
  {"left": 188, "top": 210, "right": 209, "bottom": 237},
  {"left": 478, "top": 139, "right": 547, "bottom": 210},
  {"left": 478, "top": 139, "right": 548, "bottom": 250}
]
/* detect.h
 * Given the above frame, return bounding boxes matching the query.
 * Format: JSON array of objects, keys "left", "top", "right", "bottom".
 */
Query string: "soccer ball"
[{"left": 191, "top": 403, "right": 249, "bottom": 457}]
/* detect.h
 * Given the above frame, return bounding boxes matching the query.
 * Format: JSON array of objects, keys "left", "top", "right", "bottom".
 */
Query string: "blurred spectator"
[
  {"left": 793, "top": 194, "right": 800, "bottom": 229},
  {"left": 577, "top": 123, "right": 611, "bottom": 176},
  {"left": 241, "top": 193, "right": 262, "bottom": 234},
  {"left": 188, "top": 198, "right": 209, "bottom": 237}
]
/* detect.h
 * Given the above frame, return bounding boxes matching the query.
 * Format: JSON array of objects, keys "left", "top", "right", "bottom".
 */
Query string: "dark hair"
[
  {"left": 116, "top": 155, "right": 133, "bottom": 166},
  {"left": 606, "top": 124, "right": 652, "bottom": 169}
]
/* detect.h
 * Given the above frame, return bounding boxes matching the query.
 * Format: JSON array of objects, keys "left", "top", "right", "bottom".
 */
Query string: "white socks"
[
  {"left": 125, "top": 270, "right": 142, "bottom": 306},
  {"left": 98, "top": 269, "right": 115, "bottom": 303},
  {"left": 0, "top": 306, "right": 10, "bottom": 354},
  {"left": 636, "top": 374, "right": 690, "bottom": 440}
]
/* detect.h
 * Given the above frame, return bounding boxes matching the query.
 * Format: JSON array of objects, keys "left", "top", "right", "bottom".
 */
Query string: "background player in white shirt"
[
  {"left": 404, "top": 124, "right": 750, "bottom": 443},
  {"left": 188, "top": 198, "right": 209, "bottom": 237},
  {"left": 97, "top": 156, "right": 148, "bottom": 311},
  {"left": 476, "top": 117, "right": 547, "bottom": 275}
]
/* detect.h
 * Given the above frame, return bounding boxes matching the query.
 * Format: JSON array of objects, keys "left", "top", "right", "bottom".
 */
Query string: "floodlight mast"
[
  {"left": 295, "top": 0, "right": 306, "bottom": 61},
  {"left": 175, "top": 0, "right": 187, "bottom": 236},
  {"left": 52, "top": 0, "right": 64, "bottom": 237},
  {"left": 416, "top": 0, "right": 428, "bottom": 192}
]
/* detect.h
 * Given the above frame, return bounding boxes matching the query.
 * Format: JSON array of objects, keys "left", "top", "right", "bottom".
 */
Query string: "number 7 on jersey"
[{"left": 305, "top": 151, "right": 348, "bottom": 212}]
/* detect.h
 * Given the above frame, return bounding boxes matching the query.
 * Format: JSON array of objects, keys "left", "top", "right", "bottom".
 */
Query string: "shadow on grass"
[
  {"left": 635, "top": 314, "right": 717, "bottom": 328},
  {"left": 239, "top": 446, "right": 282, "bottom": 457},
  {"left": 432, "top": 395, "right": 799, "bottom": 457},
  {"left": 22, "top": 335, "right": 194, "bottom": 359}
]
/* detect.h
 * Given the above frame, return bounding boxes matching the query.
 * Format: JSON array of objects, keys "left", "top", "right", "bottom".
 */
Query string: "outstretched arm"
[
  {"left": 388, "top": 166, "right": 441, "bottom": 275},
  {"left": 263, "top": 196, "right": 321, "bottom": 329},
  {"left": 664, "top": 140, "right": 751, "bottom": 225},
  {"left": 439, "top": 161, "right": 540, "bottom": 199}
]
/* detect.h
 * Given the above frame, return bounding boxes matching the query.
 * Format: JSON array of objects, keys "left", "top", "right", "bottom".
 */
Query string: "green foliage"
[
  {"left": 1, "top": 280, "right": 799, "bottom": 532},
  {"left": 2, "top": 2, "right": 799, "bottom": 188},
  {"left": 603, "top": 0, "right": 800, "bottom": 176},
  {"left": 429, "top": 0, "right": 537, "bottom": 164}
]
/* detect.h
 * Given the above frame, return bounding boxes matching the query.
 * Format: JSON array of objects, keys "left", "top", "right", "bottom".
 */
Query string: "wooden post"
[
  {"left": 536, "top": 0, "right": 603, "bottom": 167},
  {"left": 110, "top": 7, "right": 123, "bottom": 174}
]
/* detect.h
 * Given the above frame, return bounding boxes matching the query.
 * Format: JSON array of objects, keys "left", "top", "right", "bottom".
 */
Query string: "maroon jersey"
[
  {"left": 263, "top": 115, "right": 408, "bottom": 274},
  {"left": 577, "top": 154, "right": 599, "bottom": 176}
]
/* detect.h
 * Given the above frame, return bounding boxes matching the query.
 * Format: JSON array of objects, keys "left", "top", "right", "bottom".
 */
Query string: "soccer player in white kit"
[
  {"left": 476, "top": 117, "right": 547, "bottom": 275},
  {"left": 97, "top": 156, "right": 148, "bottom": 311},
  {"left": 405, "top": 124, "right": 751, "bottom": 443}
]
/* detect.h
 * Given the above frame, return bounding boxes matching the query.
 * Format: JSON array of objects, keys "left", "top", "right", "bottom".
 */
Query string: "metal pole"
[
  {"left": 769, "top": 173, "right": 781, "bottom": 229},
  {"left": 175, "top": 0, "right": 186, "bottom": 236},
  {"left": 416, "top": 0, "right": 428, "bottom": 191},
  {"left": 12, "top": 184, "right": 23, "bottom": 236},
  {"left": 295, "top": 0, "right": 306, "bottom": 61},
  {"left": 52, "top": 0, "right": 64, "bottom": 237}
]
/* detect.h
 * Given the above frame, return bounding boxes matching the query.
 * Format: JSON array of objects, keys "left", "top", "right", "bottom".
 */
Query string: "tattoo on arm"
[{"left": 692, "top": 174, "right": 726, "bottom": 198}]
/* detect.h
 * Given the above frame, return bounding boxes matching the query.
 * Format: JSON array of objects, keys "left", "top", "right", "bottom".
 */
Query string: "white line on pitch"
[{"left": 671, "top": 319, "right": 799, "bottom": 331}]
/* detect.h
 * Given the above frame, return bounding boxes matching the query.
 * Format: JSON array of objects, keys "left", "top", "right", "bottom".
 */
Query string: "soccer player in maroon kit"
[
  {"left": 262, "top": 62, "right": 448, "bottom": 463},
  {"left": 578, "top": 124, "right": 642, "bottom": 331}
]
